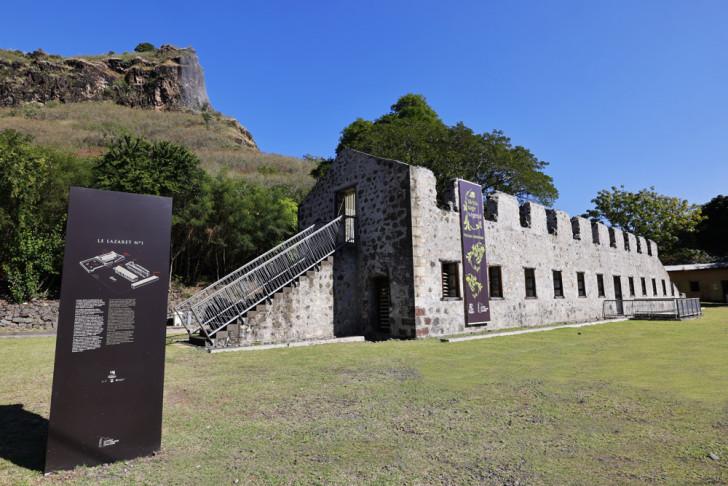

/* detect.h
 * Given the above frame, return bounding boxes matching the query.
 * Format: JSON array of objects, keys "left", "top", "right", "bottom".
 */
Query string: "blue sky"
[{"left": 3, "top": 0, "right": 727, "bottom": 214}]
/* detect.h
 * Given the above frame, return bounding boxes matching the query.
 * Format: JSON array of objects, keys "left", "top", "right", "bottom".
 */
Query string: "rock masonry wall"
[
  {"left": 299, "top": 149, "right": 416, "bottom": 338},
  {"left": 410, "top": 167, "right": 678, "bottom": 337}
]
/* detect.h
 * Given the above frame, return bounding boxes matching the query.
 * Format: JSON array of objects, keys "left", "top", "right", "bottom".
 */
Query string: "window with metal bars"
[
  {"left": 372, "top": 277, "right": 390, "bottom": 332},
  {"left": 577, "top": 272, "right": 586, "bottom": 297},
  {"left": 337, "top": 187, "right": 356, "bottom": 244},
  {"left": 489, "top": 266, "right": 503, "bottom": 298},
  {"left": 441, "top": 262, "right": 460, "bottom": 299},
  {"left": 524, "top": 268, "right": 537, "bottom": 298},
  {"left": 553, "top": 270, "right": 564, "bottom": 298},
  {"left": 597, "top": 274, "right": 605, "bottom": 297}
]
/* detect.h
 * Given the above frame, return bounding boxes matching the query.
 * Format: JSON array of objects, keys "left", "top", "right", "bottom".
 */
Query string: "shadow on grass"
[{"left": 0, "top": 404, "right": 47, "bottom": 472}]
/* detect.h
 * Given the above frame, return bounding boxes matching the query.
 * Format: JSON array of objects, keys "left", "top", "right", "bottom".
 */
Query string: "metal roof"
[{"left": 665, "top": 262, "right": 728, "bottom": 272}]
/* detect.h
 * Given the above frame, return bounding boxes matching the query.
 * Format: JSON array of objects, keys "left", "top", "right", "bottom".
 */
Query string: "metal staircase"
[{"left": 175, "top": 216, "right": 343, "bottom": 343}]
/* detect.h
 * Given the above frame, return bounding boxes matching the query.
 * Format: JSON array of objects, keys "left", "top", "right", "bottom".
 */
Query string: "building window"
[
  {"left": 524, "top": 268, "right": 537, "bottom": 298},
  {"left": 652, "top": 278, "right": 657, "bottom": 296},
  {"left": 577, "top": 272, "right": 586, "bottom": 297},
  {"left": 689, "top": 281, "right": 700, "bottom": 292},
  {"left": 647, "top": 241, "right": 653, "bottom": 256},
  {"left": 641, "top": 277, "right": 647, "bottom": 296},
  {"left": 489, "top": 266, "right": 503, "bottom": 298},
  {"left": 553, "top": 270, "right": 564, "bottom": 298},
  {"left": 337, "top": 187, "right": 356, "bottom": 244},
  {"left": 628, "top": 277, "right": 635, "bottom": 297},
  {"left": 661, "top": 279, "right": 667, "bottom": 296},
  {"left": 597, "top": 274, "right": 605, "bottom": 297},
  {"left": 441, "top": 262, "right": 460, "bottom": 299}
]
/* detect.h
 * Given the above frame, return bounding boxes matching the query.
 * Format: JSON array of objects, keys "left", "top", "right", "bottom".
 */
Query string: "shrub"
[
  {"left": 134, "top": 42, "right": 155, "bottom": 53},
  {"left": 0, "top": 130, "right": 89, "bottom": 301}
]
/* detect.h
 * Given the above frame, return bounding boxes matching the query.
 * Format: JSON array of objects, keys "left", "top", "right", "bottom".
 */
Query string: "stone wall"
[
  {"left": 0, "top": 283, "right": 196, "bottom": 332},
  {"left": 410, "top": 168, "right": 677, "bottom": 337},
  {"left": 212, "top": 256, "right": 336, "bottom": 347},
  {"left": 299, "top": 148, "right": 416, "bottom": 338},
  {"left": 0, "top": 299, "right": 58, "bottom": 332},
  {"left": 300, "top": 149, "right": 678, "bottom": 340}
]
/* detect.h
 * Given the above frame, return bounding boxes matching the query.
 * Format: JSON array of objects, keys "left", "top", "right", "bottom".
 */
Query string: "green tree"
[
  {"left": 584, "top": 186, "right": 704, "bottom": 264},
  {"left": 93, "top": 135, "right": 209, "bottom": 279},
  {"left": 695, "top": 195, "right": 728, "bottom": 259},
  {"left": 332, "top": 94, "right": 558, "bottom": 205},
  {"left": 0, "top": 130, "right": 77, "bottom": 301}
]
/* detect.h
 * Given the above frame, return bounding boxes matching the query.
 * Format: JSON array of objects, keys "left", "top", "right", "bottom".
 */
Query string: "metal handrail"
[
  {"left": 603, "top": 298, "right": 702, "bottom": 319},
  {"left": 175, "top": 216, "right": 343, "bottom": 338}
]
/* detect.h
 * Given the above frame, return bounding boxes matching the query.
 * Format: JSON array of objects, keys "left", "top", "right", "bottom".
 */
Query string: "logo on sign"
[
  {"left": 98, "top": 436, "right": 120, "bottom": 448},
  {"left": 101, "top": 369, "right": 126, "bottom": 384}
]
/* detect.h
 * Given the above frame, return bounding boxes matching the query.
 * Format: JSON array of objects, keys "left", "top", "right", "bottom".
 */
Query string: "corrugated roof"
[{"left": 665, "top": 262, "right": 728, "bottom": 272}]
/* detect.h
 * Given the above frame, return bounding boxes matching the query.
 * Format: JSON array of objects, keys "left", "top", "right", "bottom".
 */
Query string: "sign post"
[
  {"left": 457, "top": 180, "right": 491, "bottom": 325},
  {"left": 45, "top": 187, "right": 172, "bottom": 473}
]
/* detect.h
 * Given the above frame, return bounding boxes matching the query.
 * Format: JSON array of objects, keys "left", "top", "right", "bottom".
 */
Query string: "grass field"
[{"left": 1, "top": 307, "right": 727, "bottom": 485}]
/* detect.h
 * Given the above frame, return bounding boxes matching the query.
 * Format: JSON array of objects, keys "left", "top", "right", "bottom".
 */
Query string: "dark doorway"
[
  {"left": 370, "top": 276, "right": 391, "bottom": 338},
  {"left": 722, "top": 280, "right": 728, "bottom": 303},
  {"left": 613, "top": 275, "right": 624, "bottom": 315}
]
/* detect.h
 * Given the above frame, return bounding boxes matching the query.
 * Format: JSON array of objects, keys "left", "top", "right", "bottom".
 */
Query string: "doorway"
[{"left": 613, "top": 275, "right": 623, "bottom": 315}]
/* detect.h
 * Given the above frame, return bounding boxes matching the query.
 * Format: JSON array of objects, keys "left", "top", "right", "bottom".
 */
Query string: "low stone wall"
[
  {"left": 0, "top": 299, "right": 59, "bottom": 332},
  {"left": 0, "top": 283, "right": 199, "bottom": 333}
]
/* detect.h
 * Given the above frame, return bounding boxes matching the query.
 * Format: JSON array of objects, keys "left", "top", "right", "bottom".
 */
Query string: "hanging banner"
[
  {"left": 45, "top": 187, "right": 172, "bottom": 473},
  {"left": 457, "top": 180, "right": 491, "bottom": 324}
]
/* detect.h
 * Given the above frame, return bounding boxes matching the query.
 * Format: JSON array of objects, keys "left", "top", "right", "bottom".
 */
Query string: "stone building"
[
  {"left": 292, "top": 148, "right": 677, "bottom": 341},
  {"left": 666, "top": 262, "right": 728, "bottom": 303}
]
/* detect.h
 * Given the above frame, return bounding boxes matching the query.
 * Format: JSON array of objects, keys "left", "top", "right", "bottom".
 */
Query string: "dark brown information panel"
[
  {"left": 457, "top": 179, "right": 491, "bottom": 324},
  {"left": 45, "top": 187, "right": 172, "bottom": 473}
]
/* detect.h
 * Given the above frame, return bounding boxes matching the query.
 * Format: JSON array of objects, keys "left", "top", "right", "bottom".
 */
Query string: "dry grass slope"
[{"left": 0, "top": 102, "right": 316, "bottom": 195}]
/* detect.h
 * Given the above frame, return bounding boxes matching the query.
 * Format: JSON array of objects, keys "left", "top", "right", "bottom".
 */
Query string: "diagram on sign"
[{"left": 80, "top": 251, "right": 160, "bottom": 292}]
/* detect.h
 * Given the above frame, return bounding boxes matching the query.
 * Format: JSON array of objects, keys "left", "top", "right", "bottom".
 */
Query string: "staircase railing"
[{"left": 175, "top": 216, "right": 343, "bottom": 339}]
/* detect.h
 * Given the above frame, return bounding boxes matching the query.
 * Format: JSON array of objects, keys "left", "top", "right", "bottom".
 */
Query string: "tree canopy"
[
  {"left": 584, "top": 185, "right": 704, "bottom": 264},
  {"left": 332, "top": 94, "right": 558, "bottom": 205}
]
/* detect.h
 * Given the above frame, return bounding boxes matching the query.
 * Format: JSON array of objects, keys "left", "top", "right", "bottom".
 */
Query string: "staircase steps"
[{"left": 175, "top": 220, "right": 342, "bottom": 345}]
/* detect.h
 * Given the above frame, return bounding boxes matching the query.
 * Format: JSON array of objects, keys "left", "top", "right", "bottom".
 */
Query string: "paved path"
[{"left": 441, "top": 318, "right": 629, "bottom": 343}]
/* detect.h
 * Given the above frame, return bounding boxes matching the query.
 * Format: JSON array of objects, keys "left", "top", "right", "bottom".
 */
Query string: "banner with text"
[
  {"left": 45, "top": 187, "right": 172, "bottom": 473},
  {"left": 457, "top": 180, "right": 491, "bottom": 324}
]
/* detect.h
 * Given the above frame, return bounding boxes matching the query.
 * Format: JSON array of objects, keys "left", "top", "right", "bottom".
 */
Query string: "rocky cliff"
[
  {"left": 0, "top": 44, "right": 257, "bottom": 149},
  {"left": 0, "top": 45, "right": 212, "bottom": 111}
]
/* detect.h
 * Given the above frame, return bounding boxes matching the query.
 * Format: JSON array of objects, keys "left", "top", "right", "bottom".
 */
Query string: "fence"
[{"left": 603, "top": 298, "right": 702, "bottom": 320}]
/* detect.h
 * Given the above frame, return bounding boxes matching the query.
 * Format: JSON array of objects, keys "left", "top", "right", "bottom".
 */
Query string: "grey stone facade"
[
  {"left": 299, "top": 150, "right": 416, "bottom": 339},
  {"left": 297, "top": 148, "right": 677, "bottom": 340}
]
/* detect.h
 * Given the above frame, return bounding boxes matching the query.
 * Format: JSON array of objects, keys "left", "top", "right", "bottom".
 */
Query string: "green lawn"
[{"left": 2, "top": 308, "right": 727, "bottom": 485}]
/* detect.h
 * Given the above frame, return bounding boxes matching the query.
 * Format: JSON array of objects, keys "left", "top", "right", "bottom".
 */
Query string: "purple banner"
[{"left": 458, "top": 180, "right": 491, "bottom": 324}]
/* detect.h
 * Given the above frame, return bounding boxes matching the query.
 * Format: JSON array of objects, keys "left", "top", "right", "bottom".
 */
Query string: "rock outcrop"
[{"left": 0, "top": 45, "right": 213, "bottom": 112}]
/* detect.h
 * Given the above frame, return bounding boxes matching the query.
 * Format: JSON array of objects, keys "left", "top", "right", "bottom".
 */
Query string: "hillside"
[
  {"left": 0, "top": 44, "right": 317, "bottom": 196},
  {"left": 0, "top": 101, "right": 316, "bottom": 195}
]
